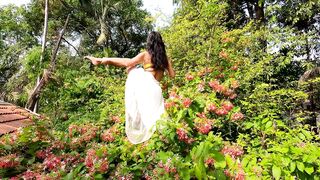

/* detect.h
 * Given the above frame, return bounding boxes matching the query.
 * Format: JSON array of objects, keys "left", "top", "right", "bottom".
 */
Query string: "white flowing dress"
[{"left": 125, "top": 68, "right": 165, "bottom": 144}]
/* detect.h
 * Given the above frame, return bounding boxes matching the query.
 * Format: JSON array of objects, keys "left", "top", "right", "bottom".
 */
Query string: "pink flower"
[
  {"left": 207, "top": 103, "right": 217, "bottom": 112},
  {"left": 219, "top": 51, "right": 228, "bottom": 59},
  {"left": 221, "top": 145, "right": 244, "bottom": 159},
  {"left": 169, "top": 91, "right": 180, "bottom": 99},
  {"left": 222, "top": 101, "right": 234, "bottom": 111},
  {"left": 231, "top": 80, "right": 240, "bottom": 89},
  {"left": 101, "top": 130, "right": 115, "bottom": 142},
  {"left": 176, "top": 128, "right": 193, "bottom": 144},
  {"left": 231, "top": 112, "right": 244, "bottom": 121},
  {"left": 196, "top": 112, "right": 207, "bottom": 118},
  {"left": 231, "top": 65, "right": 238, "bottom": 71},
  {"left": 0, "top": 154, "right": 20, "bottom": 169},
  {"left": 183, "top": 98, "right": 192, "bottom": 108},
  {"left": 186, "top": 74, "right": 194, "bottom": 81},
  {"left": 209, "top": 80, "right": 220, "bottom": 89},
  {"left": 205, "top": 157, "right": 215, "bottom": 167},
  {"left": 98, "top": 159, "right": 109, "bottom": 173},
  {"left": 43, "top": 155, "right": 62, "bottom": 171},
  {"left": 111, "top": 116, "right": 121, "bottom": 123},
  {"left": 223, "top": 89, "right": 234, "bottom": 96},
  {"left": 164, "top": 101, "right": 176, "bottom": 109},
  {"left": 197, "top": 82, "right": 205, "bottom": 92},
  {"left": 195, "top": 119, "right": 213, "bottom": 134},
  {"left": 229, "top": 93, "right": 237, "bottom": 99},
  {"left": 215, "top": 108, "right": 228, "bottom": 116}
]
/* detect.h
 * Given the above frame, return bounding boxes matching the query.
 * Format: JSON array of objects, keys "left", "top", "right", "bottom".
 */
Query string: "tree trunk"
[
  {"left": 26, "top": 15, "right": 70, "bottom": 111},
  {"left": 33, "top": 0, "right": 49, "bottom": 113}
]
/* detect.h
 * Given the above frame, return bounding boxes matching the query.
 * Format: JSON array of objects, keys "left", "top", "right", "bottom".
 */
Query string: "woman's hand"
[{"left": 84, "top": 56, "right": 102, "bottom": 65}]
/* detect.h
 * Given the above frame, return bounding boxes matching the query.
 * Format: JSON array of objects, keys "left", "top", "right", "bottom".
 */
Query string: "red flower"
[
  {"left": 221, "top": 145, "right": 244, "bottom": 159},
  {"left": 176, "top": 128, "right": 193, "bottom": 144},
  {"left": 43, "top": 155, "right": 62, "bottom": 171},
  {"left": 196, "top": 112, "right": 207, "bottom": 118},
  {"left": 207, "top": 103, "right": 217, "bottom": 112},
  {"left": 101, "top": 129, "right": 115, "bottom": 142},
  {"left": 205, "top": 157, "right": 215, "bottom": 167},
  {"left": 216, "top": 73, "right": 225, "bottom": 79},
  {"left": 0, "top": 154, "right": 20, "bottom": 169},
  {"left": 215, "top": 108, "right": 228, "bottom": 116},
  {"left": 197, "top": 82, "right": 205, "bottom": 92},
  {"left": 209, "top": 80, "right": 220, "bottom": 89},
  {"left": 169, "top": 91, "right": 180, "bottom": 99},
  {"left": 219, "top": 51, "right": 228, "bottom": 59},
  {"left": 195, "top": 119, "right": 213, "bottom": 134},
  {"left": 231, "top": 65, "right": 238, "bottom": 71},
  {"left": 111, "top": 116, "right": 121, "bottom": 123},
  {"left": 229, "top": 93, "right": 237, "bottom": 99},
  {"left": 185, "top": 74, "right": 194, "bottom": 81},
  {"left": 164, "top": 101, "right": 176, "bottom": 109},
  {"left": 231, "top": 80, "right": 240, "bottom": 89},
  {"left": 183, "top": 98, "right": 192, "bottom": 108},
  {"left": 231, "top": 112, "right": 244, "bottom": 121},
  {"left": 98, "top": 159, "right": 109, "bottom": 173},
  {"left": 223, "top": 89, "right": 234, "bottom": 96},
  {"left": 222, "top": 101, "right": 234, "bottom": 111}
]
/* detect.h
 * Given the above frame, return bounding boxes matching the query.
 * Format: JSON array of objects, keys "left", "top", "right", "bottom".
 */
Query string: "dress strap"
[{"left": 143, "top": 63, "right": 153, "bottom": 70}]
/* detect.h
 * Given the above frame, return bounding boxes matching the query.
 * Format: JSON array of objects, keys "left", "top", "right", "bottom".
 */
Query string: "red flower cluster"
[
  {"left": 195, "top": 118, "right": 213, "bottom": 134},
  {"left": 176, "top": 128, "right": 193, "bottom": 144},
  {"left": 215, "top": 108, "right": 229, "bottom": 116},
  {"left": 36, "top": 148, "right": 52, "bottom": 159},
  {"left": 158, "top": 159, "right": 177, "bottom": 174},
  {"left": 43, "top": 155, "right": 62, "bottom": 171},
  {"left": 197, "top": 82, "right": 205, "bottom": 92},
  {"left": 164, "top": 101, "right": 176, "bottom": 109},
  {"left": 101, "top": 127, "right": 117, "bottom": 142},
  {"left": 209, "top": 79, "right": 238, "bottom": 99},
  {"left": 85, "top": 148, "right": 109, "bottom": 173},
  {"left": 231, "top": 65, "right": 238, "bottom": 71},
  {"left": 169, "top": 91, "right": 180, "bottom": 99},
  {"left": 0, "top": 154, "right": 19, "bottom": 168},
  {"left": 219, "top": 51, "right": 228, "bottom": 59},
  {"left": 205, "top": 157, "right": 215, "bottom": 167},
  {"left": 20, "top": 170, "right": 42, "bottom": 179},
  {"left": 222, "top": 101, "right": 234, "bottom": 111},
  {"left": 231, "top": 80, "right": 240, "bottom": 89},
  {"left": 183, "top": 98, "right": 192, "bottom": 108},
  {"left": 185, "top": 73, "right": 194, "bottom": 81},
  {"left": 111, "top": 115, "right": 121, "bottom": 123},
  {"left": 209, "top": 80, "right": 225, "bottom": 93},
  {"left": 221, "top": 145, "right": 244, "bottom": 159},
  {"left": 68, "top": 125, "right": 99, "bottom": 149},
  {"left": 231, "top": 112, "right": 244, "bottom": 121},
  {"left": 207, "top": 103, "right": 217, "bottom": 112}
]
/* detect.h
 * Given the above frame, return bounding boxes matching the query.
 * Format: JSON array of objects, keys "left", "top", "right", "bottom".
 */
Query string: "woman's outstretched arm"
[{"left": 85, "top": 52, "right": 145, "bottom": 68}]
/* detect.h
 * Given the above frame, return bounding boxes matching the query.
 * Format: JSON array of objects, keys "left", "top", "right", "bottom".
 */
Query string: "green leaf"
[
  {"left": 297, "top": 162, "right": 305, "bottom": 172},
  {"left": 290, "top": 162, "right": 296, "bottom": 172},
  {"left": 305, "top": 165, "right": 314, "bottom": 175},
  {"left": 211, "top": 151, "right": 226, "bottom": 168},
  {"left": 214, "top": 169, "right": 226, "bottom": 180},
  {"left": 265, "top": 121, "right": 273, "bottom": 129},
  {"left": 272, "top": 165, "right": 281, "bottom": 180},
  {"left": 63, "top": 170, "right": 74, "bottom": 180}
]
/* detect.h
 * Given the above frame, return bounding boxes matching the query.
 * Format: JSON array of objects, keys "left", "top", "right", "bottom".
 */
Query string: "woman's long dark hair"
[{"left": 146, "top": 31, "right": 168, "bottom": 71}]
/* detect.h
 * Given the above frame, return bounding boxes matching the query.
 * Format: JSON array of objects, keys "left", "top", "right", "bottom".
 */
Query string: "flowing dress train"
[{"left": 125, "top": 68, "right": 165, "bottom": 144}]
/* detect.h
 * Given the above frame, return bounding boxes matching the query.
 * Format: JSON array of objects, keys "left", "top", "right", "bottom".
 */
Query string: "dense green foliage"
[{"left": 1, "top": 0, "right": 320, "bottom": 179}]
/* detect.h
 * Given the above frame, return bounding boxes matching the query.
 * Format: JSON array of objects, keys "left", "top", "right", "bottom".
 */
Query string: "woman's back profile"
[{"left": 85, "top": 31, "right": 174, "bottom": 144}]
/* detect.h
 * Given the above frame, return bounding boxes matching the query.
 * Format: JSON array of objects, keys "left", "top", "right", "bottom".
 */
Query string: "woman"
[{"left": 85, "top": 31, "right": 175, "bottom": 144}]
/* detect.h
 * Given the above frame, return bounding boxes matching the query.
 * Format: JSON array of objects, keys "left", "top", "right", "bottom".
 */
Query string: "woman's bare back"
[{"left": 143, "top": 52, "right": 165, "bottom": 81}]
